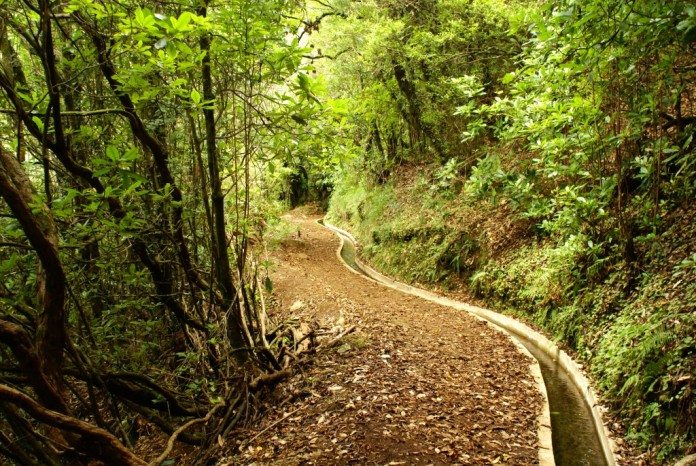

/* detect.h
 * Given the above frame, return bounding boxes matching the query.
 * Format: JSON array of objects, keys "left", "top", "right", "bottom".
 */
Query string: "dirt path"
[{"left": 225, "top": 211, "right": 544, "bottom": 465}]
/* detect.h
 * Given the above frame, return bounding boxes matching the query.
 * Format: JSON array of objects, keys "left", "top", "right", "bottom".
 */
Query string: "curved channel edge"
[{"left": 320, "top": 219, "right": 617, "bottom": 466}]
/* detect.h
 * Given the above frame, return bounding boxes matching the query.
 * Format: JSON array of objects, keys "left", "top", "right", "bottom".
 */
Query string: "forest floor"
[{"left": 220, "top": 209, "right": 545, "bottom": 465}]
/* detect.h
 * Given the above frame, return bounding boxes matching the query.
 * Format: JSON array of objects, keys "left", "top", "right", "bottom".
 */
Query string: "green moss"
[{"left": 328, "top": 165, "right": 483, "bottom": 285}]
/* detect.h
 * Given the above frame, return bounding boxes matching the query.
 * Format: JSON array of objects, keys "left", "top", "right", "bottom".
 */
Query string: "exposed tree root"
[{"left": 0, "top": 384, "right": 146, "bottom": 466}]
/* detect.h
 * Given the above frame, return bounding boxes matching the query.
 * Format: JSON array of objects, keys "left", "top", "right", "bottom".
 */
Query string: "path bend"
[{"left": 228, "top": 212, "right": 547, "bottom": 465}]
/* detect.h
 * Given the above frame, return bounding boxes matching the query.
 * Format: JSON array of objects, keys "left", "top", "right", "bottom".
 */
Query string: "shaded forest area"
[
  {"left": 0, "top": 0, "right": 340, "bottom": 464},
  {"left": 0, "top": 0, "right": 695, "bottom": 464}
]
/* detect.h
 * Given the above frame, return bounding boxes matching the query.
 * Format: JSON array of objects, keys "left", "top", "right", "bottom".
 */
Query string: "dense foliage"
[
  {"left": 1, "top": 0, "right": 694, "bottom": 462},
  {"left": 321, "top": 0, "right": 696, "bottom": 461},
  {"left": 0, "top": 0, "right": 339, "bottom": 463}
]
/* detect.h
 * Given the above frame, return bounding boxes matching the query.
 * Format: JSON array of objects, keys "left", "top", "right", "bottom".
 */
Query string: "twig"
[
  {"left": 320, "top": 325, "right": 356, "bottom": 350},
  {"left": 295, "top": 329, "right": 316, "bottom": 348},
  {"left": 149, "top": 403, "right": 224, "bottom": 466},
  {"left": 241, "top": 405, "right": 305, "bottom": 448},
  {"left": 255, "top": 275, "right": 271, "bottom": 350}
]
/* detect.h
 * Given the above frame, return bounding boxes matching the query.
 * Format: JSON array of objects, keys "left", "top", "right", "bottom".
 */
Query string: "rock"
[{"left": 290, "top": 300, "right": 305, "bottom": 312}]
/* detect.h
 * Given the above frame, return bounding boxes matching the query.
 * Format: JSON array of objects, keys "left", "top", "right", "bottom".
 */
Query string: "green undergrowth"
[
  {"left": 327, "top": 166, "right": 484, "bottom": 285},
  {"left": 326, "top": 163, "right": 696, "bottom": 462}
]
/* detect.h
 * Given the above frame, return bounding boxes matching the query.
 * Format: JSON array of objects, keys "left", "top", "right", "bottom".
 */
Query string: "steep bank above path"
[
  {"left": 327, "top": 165, "right": 695, "bottom": 463},
  {"left": 225, "top": 211, "right": 545, "bottom": 465}
]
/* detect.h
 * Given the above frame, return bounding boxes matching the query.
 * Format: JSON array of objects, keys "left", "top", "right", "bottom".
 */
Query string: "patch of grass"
[
  {"left": 340, "top": 332, "right": 371, "bottom": 350},
  {"left": 592, "top": 272, "right": 696, "bottom": 460}
]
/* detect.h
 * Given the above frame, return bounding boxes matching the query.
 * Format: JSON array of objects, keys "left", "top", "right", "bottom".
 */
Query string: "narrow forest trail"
[{"left": 225, "top": 210, "right": 546, "bottom": 465}]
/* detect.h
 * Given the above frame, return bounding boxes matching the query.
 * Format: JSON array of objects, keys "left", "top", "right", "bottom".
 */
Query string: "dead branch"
[
  {"left": 249, "top": 369, "right": 291, "bottom": 391},
  {"left": 0, "top": 384, "right": 145, "bottom": 465},
  {"left": 149, "top": 403, "right": 224, "bottom": 466},
  {"left": 319, "top": 325, "right": 356, "bottom": 350}
]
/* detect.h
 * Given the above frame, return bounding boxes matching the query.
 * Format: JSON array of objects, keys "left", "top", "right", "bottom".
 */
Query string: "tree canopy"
[{"left": 0, "top": 0, "right": 694, "bottom": 463}]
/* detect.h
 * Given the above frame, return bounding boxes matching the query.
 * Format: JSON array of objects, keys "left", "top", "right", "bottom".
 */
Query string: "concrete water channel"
[{"left": 321, "top": 220, "right": 614, "bottom": 466}]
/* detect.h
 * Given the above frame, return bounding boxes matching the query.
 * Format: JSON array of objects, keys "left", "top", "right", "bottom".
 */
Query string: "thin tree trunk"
[{"left": 198, "top": 2, "right": 248, "bottom": 353}]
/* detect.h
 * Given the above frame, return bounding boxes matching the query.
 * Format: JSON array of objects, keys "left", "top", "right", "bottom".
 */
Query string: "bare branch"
[
  {"left": 0, "top": 384, "right": 146, "bottom": 466},
  {"left": 149, "top": 403, "right": 224, "bottom": 466}
]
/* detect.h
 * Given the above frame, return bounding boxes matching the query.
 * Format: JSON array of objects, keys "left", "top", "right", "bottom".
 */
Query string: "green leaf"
[
  {"left": 32, "top": 116, "right": 44, "bottom": 131},
  {"left": 191, "top": 89, "right": 201, "bottom": 104},
  {"left": 264, "top": 276, "right": 273, "bottom": 293},
  {"left": 122, "top": 148, "right": 140, "bottom": 162},
  {"left": 106, "top": 146, "right": 119, "bottom": 161},
  {"left": 177, "top": 12, "right": 192, "bottom": 28},
  {"left": 122, "top": 180, "right": 143, "bottom": 196}
]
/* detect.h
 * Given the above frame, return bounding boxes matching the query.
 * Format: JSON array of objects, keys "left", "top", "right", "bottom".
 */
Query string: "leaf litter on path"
[{"left": 220, "top": 212, "right": 543, "bottom": 465}]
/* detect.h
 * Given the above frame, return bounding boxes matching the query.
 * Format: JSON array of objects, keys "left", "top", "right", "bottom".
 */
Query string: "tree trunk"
[
  {"left": 0, "top": 147, "right": 68, "bottom": 413},
  {"left": 391, "top": 60, "right": 445, "bottom": 159},
  {"left": 199, "top": 3, "right": 248, "bottom": 353}
]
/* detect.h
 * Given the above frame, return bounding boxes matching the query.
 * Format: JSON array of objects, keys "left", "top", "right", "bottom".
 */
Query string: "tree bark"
[
  {"left": 391, "top": 60, "right": 445, "bottom": 159},
  {"left": 0, "top": 384, "right": 146, "bottom": 466},
  {"left": 0, "top": 147, "right": 68, "bottom": 413},
  {"left": 198, "top": 2, "right": 248, "bottom": 354}
]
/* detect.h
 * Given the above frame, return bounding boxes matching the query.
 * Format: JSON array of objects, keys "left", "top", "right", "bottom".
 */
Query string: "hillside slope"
[
  {"left": 306, "top": 0, "right": 696, "bottom": 461},
  {"left": 326, "top": 164, "right": 695, "bottom": 462}
]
